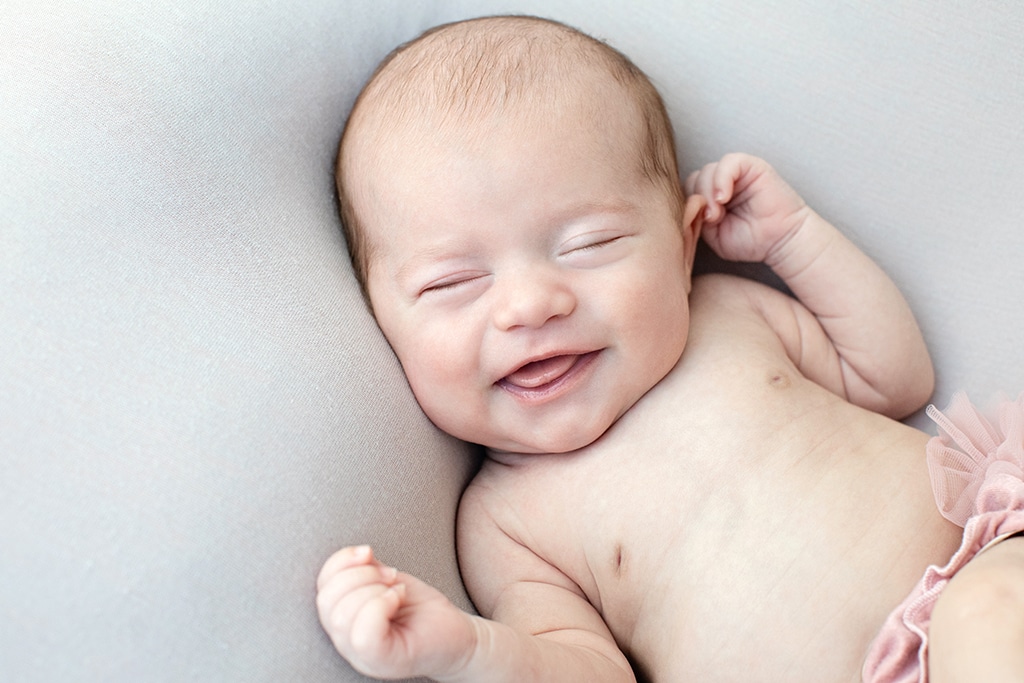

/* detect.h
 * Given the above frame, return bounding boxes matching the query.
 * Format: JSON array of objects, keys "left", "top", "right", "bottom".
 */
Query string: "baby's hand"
[
  {"left": 316, "top": 545, "right": 477, "bottom": 680},
  {"left": 685, "top": 153, "right": 811, "bottom": 266}
]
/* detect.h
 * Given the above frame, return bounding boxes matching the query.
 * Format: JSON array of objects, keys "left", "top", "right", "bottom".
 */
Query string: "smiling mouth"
[{"left": 497, "top": 351, "right": 600, "bottom": 402}]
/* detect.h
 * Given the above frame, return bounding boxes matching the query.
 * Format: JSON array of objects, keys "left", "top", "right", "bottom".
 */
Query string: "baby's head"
[{"left": 338, "top": 15, "right": 705, "bottom": 454}]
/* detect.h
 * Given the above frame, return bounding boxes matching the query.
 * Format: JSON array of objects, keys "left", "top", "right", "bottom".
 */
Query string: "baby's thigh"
[{"left": 928, "top": 534, "right": 1024, "bottom": 683}]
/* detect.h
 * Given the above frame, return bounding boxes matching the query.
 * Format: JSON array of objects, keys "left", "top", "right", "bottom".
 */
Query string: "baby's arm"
[
  {"left": 453, "top": 482, "right": 636, "bottom": 682},
  {"left": 686, "top": 153, "right": 933, "bottom": 418},
  {"left": 316, "top": 498, "right": 635, "bottom": 682}
]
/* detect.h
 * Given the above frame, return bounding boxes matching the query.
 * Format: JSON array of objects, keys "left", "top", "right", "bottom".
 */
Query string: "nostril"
[
  {"left": 490, "top": 271, "right": 576, "bottom": 331},
  {"left": 494, "top": 292, "right": 575, "bottom": 331}
]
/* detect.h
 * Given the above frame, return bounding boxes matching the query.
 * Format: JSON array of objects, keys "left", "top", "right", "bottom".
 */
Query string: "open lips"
[
  {"left": 505, "top": 354, "right": 580, "bottom": 388},
  {"left": 498, "top": 351, "right": 601, "bottom": 400}
]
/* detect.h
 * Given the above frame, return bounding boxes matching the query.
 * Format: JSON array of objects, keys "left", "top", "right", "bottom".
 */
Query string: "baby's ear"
[{"left": 680, "top": 193, "right": 706, "bottom": 268}]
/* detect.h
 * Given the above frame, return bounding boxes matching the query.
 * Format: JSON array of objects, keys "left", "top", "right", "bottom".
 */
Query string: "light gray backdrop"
[{"left": 2, "top": 1, "right": 1022, "bottom": 681}]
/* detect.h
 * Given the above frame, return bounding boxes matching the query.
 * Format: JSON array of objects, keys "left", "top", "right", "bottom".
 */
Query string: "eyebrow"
[
  {"left": 552, "top": 198, "right": 639, "bottom": 226},
  {"left": 393, "top": 237, "right": 477, "bottom": 288}
]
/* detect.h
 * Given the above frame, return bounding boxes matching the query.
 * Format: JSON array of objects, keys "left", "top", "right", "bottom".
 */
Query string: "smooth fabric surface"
[
  {"left": 3, "top": 1, "right": 1022, "bottom": 681},
  {"left": 1, "top": 3, "right": 478, "bottom": 682}
]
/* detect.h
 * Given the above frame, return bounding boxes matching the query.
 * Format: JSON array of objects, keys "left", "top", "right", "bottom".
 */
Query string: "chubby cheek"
[
  {"left": 393, "top": 328, "right": 482, "bottom": 434},
  {"left": 621, "top": 269, "right": 690, "bottom": 368}
]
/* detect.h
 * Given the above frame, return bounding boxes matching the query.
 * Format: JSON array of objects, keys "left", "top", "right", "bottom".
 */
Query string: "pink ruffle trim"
[{"left": 862, "top": 393, "right": 1024, "bottom": 683}]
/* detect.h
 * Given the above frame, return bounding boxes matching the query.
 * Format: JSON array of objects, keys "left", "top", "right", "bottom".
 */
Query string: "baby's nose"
[{"left": 491, "top": 270, "right": 576, "bottom": 331}]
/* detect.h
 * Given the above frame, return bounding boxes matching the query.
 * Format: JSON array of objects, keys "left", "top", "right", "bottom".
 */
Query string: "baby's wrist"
[
  {"left": 763, "top": 205, "right": 823, "bottom": 273},
  {"left": 432, "top": 613, "right": 488, "bottom": 683}
]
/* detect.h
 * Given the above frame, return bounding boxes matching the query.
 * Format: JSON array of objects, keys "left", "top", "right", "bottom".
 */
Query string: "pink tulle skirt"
[{"left": 862, "top": 393, "right": 1024, "bottom": 683}]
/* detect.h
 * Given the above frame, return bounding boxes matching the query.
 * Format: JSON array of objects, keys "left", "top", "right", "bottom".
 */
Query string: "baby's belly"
[{"left": 591, "top": 417, "right": 961, "bottom": 682}]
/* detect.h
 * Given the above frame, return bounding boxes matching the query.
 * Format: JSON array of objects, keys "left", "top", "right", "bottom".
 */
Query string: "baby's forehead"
[
  {"left": 345, "top": 40, "right": 646, "bottom": 199},
  {"left": 348, "top": 69, "right": 646, "bottom": 213},
  {"left": 353, "top": 18, "right": 640, "bottom": 137}
]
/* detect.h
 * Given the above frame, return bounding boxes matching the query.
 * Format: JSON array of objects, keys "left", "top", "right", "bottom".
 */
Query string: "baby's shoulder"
[
  {"left": 691, "top": 271, "right": 785, "bottom": 304},
  {"left": 458, "top": 454, "right": 582, "bottom": 533},
  {"left": 455, "top": 460, "right": 559, "bottom": 565},
  {"left": 690, "top": 272, "right": 794, "bottom": 324},
  {"left": 457, "top": 459, "right": 530, "bottom": 522}
]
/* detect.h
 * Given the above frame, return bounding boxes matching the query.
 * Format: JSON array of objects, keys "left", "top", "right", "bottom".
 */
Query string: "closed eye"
[
  {"left": 559, "top": 232, "right": 633, "bottom": 267},
  {"left": 560, "top": 228, "right": 632, "bottom": 255},
  {"left": 422, "top": 281, "right": 462, "bottom": 294},
  {"left": 569, "top": 236, "right": 623, "bottom": 253},
  {"left": 419, "top": 272, "right": 488, "bottom": 297}
]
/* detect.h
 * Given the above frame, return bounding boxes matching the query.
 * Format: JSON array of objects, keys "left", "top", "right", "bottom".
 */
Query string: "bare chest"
[{"left": 482, "top": 367, "right": 960, "bottom": 681}]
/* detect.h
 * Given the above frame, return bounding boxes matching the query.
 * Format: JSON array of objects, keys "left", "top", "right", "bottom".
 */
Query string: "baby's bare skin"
[
  {"left": 316, "top": 16, "right": 1016, "bottom": 683},
  {"left": 461, "top": 273, "right": 962, "bottom": 682}
]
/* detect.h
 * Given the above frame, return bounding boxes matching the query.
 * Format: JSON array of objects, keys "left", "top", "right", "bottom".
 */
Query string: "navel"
[
  {"left": 768, "top": 370, "right": 791, "bottom": 388},
  {"left": 613, "top": 543, "right": 625, "bottom": 577}
]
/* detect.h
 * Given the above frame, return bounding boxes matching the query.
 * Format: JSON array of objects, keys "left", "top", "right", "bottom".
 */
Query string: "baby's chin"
[
  {"left": 468, "top": 396, "right": 641, "bottom": 456},
  {"left": 478, "top": 421, "right": 612, "bottom": 456}
]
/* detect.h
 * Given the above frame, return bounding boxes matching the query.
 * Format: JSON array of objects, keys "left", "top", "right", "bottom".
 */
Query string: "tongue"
[{"left": 505, "top": 355, "right": 579, "bottom": 389}]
